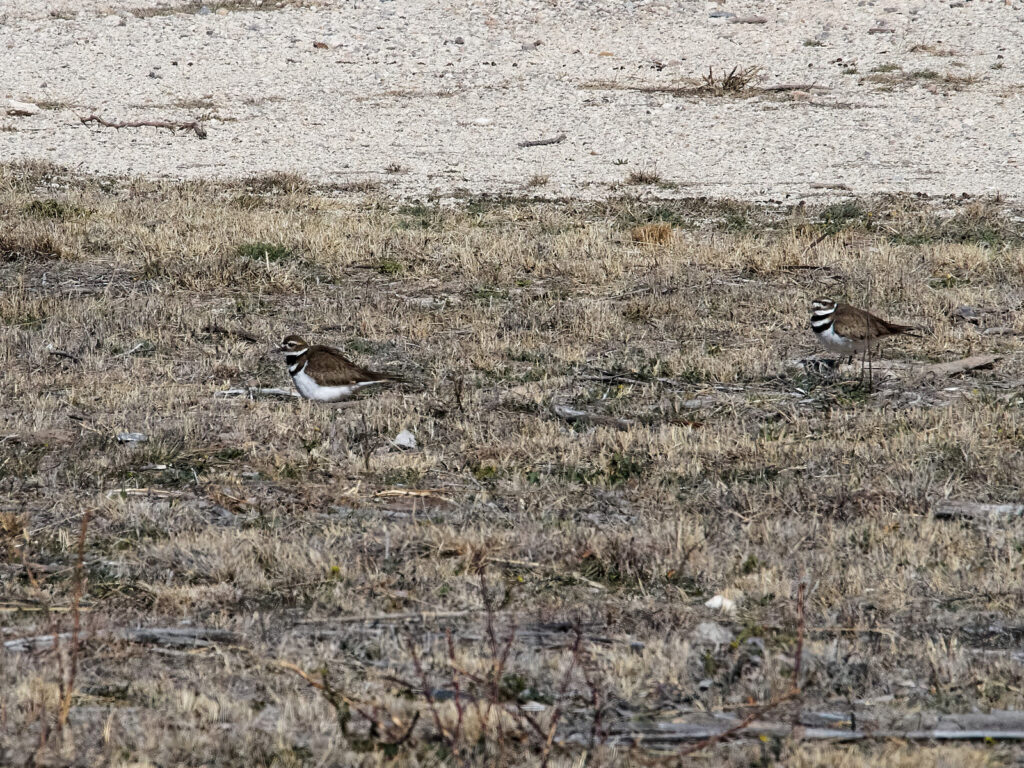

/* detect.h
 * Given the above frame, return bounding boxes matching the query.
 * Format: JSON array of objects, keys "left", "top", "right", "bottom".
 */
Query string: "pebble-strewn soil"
[{"left": 2, "top": 0, "right": 1024, "bottom": 201}]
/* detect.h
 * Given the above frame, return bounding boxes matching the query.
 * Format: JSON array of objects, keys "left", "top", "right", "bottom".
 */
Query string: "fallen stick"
[
  {"left": 105, "top": 487, "right": 183, "bottom": 499},
  {"left": 216, "top": 387, "right": 300, "bottom": 399},
  {"left": 921, "top": 354, "right": 1000, "bottom": 376},
  {"left": 550, "top": 402, "right": 636, "bottom": 431},
  {"left": 933, "top": 500, "right": 1024, "bottom": 521},
  {"left": 127, "top": 627, "right": 239, "bottom": 647},
  {"left": 299, "top": 610, "right": 481, "bottom": 625},
  {"left": 518, "top": 132, "right": 566, "bottom": 148},
  {"left": 4, "top": 626, "right": 239, "bottom": 653},
  {"left": 586, "top": 724, "right": 1024, "bottom": 747},
  {"left": 764, "top": 84, "right": 831, "bottom": 92},
  {"left": 79, "top": 114, "right": 207, "bottom": 139}
]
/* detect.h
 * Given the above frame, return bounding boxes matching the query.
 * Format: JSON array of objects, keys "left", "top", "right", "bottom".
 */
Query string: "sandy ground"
[{"left": 2, "top": 0, "right": 1024, "bottom": 201}]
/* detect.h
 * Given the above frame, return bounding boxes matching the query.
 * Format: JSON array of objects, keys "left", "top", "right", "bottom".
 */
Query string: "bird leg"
[{"left": 867, "top": 343, "right": 874, "bottom": 393}]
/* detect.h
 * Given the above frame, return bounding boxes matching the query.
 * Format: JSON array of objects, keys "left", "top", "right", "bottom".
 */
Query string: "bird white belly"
[
  {"left": 815, "top": 325, "right": 863, "bottom": 354},
  {"left": 291, "top": 366, "right": 386, "bottom": 402}
]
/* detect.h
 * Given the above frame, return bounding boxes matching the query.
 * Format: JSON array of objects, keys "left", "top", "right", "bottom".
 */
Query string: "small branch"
[
  {"left": 800, "top": 228, "right": 835, "bottom": 256},
  {"left": 550, "top": 402, "right": 635, "bottom": 431},
  {"left": 933, "top": 500, "right": 1024, "bottom": 522},
  {"left": 79, "top": 113, "right": 207, "bottom": 139},
  {"left": 215, "top": 387, "right": 300, "bottom": 400},
  {"left": 921, "top": 354, "right": 1000, "bottom": 376},
  {"left": 300, "top": 609, "right": 479, "bottom": 625},
  {"left": 763, "top": 84, "right": 831, "bottom": 93},
  {"left": 518, "top": 132, "right": 566, "bottom": 148},
  {"left": 5, "top": 625, "right": 239, "bottom": 653}
]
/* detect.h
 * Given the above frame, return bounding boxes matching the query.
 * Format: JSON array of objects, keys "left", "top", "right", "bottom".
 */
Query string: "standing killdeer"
[
  {"left": 275, "top": 334, "right": 403, "bottom": 402},
  {"left": 810, "top": 298, "right": 917, "bottom": 359}
]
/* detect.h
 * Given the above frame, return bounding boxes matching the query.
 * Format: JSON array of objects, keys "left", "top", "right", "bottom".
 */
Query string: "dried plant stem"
[{"left": 79, "top": 113, "right": 207, "bottom": 138}]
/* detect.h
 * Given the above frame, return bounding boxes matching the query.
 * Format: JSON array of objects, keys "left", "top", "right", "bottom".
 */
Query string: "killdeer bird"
[
  {"left": 810, "top": 298, "right": 917, "bottom": 359},
  {"left": 275, "top": 334, "right": 403, "bottom": 402}
]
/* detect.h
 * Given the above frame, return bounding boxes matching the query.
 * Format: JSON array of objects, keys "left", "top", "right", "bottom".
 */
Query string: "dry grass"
[
  {"left": 2, "top": 162, "right": 1024, "bottom": 765},
  {"left": 630, "top": 222, "right": 673, "bottom": 245},
  {"left": 625, "top": 168, "right": 663, "bottom": 185},
  {"left": 864, "top": 67, "right": 981, "bottom": 92},
  {"left": 582, "top": 64, "right": 762, "bottom": 100}
]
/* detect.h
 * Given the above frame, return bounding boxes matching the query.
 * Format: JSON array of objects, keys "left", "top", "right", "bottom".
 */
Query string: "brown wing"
[
  {"left": 832, "top": 303, "right": 915, "bottom": 341},
  {"left": 307, "top": 346, "right": 393, "bottom": 386}
]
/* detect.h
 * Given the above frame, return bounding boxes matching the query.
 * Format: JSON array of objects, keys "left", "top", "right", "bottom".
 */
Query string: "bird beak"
[{"left": 272, "top": 345, "right": 287, "bottom": 354}]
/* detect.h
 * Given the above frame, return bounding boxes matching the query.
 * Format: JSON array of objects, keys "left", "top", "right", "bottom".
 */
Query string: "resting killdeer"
[
  {"left": 275, "top": 334, "right": 403, "bottom": 402},
  {"left": 810, "top": 298, "right": 916, "bottom": 358}
]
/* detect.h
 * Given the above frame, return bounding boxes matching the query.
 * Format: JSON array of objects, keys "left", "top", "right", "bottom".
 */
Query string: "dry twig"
[
  {"left": 518, "top": 133, "right": 566, "bottom": 148},
  {"left": 79, "top": 113, "right": 207, "bottom": 138}
]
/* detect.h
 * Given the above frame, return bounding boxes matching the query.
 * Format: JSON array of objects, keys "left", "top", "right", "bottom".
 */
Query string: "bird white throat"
[{"left": 810, "top": 305, "right": 862, "bottom": 354}]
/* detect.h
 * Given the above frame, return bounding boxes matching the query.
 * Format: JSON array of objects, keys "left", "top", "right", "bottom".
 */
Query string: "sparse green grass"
[
  {"left": 236, "top": 241, "right": 292, "bottom": 262},
  {"left": 2, "top": 165, "right": 1024, "bottom": 766},
  {"left": 23, "top": 198, "right": 88, "bottom": 220},
  {"left": 866, "top": 68, "right": 980, "bottom": 92}
]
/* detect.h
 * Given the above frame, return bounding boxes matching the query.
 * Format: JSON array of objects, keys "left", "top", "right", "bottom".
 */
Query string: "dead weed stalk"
[
  {"left": 699, "top": 66, "right": 761, "bottom": 95},
  {"left": 36, "top": 510, "right": 91, "bottom": 762}
]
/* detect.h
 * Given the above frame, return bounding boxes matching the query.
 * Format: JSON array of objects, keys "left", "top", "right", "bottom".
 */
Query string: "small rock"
[
  {"left": 104, "top": 14, "right": 124, "bottom": 26},
  {"left": 216, "top": 6, "right": 230, "bottom": 14},
  {"left": 709, "top": 10, "right": 736, "bottom": 17},
  {"left": 117, "top": 432, "right": 148, "bottom": 444},
  {"left": 473, "top": 117, "right": 492, "bottom": 126},
  {"left": 325, "top": 34, "right": 346, "bottom": 48},
  {"left": 392, "top": 429, "right": 417, "bottom": 449},
  {"left": 704, "top": 594, "right": 737, "bottom": 613},
  {"left": 689, "top": 621, "right": 734, "bottom": 648},
  {"left": 6, "top": 99, "right": 40, "bottom": 116},
  {"left": 453, "top": 36, "right": 465, "bottom": 45},
  {"left": 197, "top": 4, "right": 212, "bottom": 13}
]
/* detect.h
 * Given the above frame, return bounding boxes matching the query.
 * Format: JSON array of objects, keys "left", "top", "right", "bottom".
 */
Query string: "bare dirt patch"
[{"left": 2, "top": 0, "right": 1024, "bottom": 200}]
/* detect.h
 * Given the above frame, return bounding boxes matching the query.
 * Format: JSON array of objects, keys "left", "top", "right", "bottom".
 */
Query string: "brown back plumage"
[
  {"left": 278, "top": 335, "right": 403, "bottom": 386},
  {"left": 303, "top": 345, "right": 399, "bottom": 386},
  {"left": 830, "top": 302, "right": 916, "bottom": 342}
]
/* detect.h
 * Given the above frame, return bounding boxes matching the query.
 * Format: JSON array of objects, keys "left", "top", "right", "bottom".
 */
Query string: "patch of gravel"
[{"left": 2, "top": 0, "right": 1023, "bottom": 201}]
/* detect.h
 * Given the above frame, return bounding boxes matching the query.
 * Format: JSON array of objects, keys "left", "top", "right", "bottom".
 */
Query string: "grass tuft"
[{"left": 236, "top": 241, "right": 292, "bottom": 262}]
